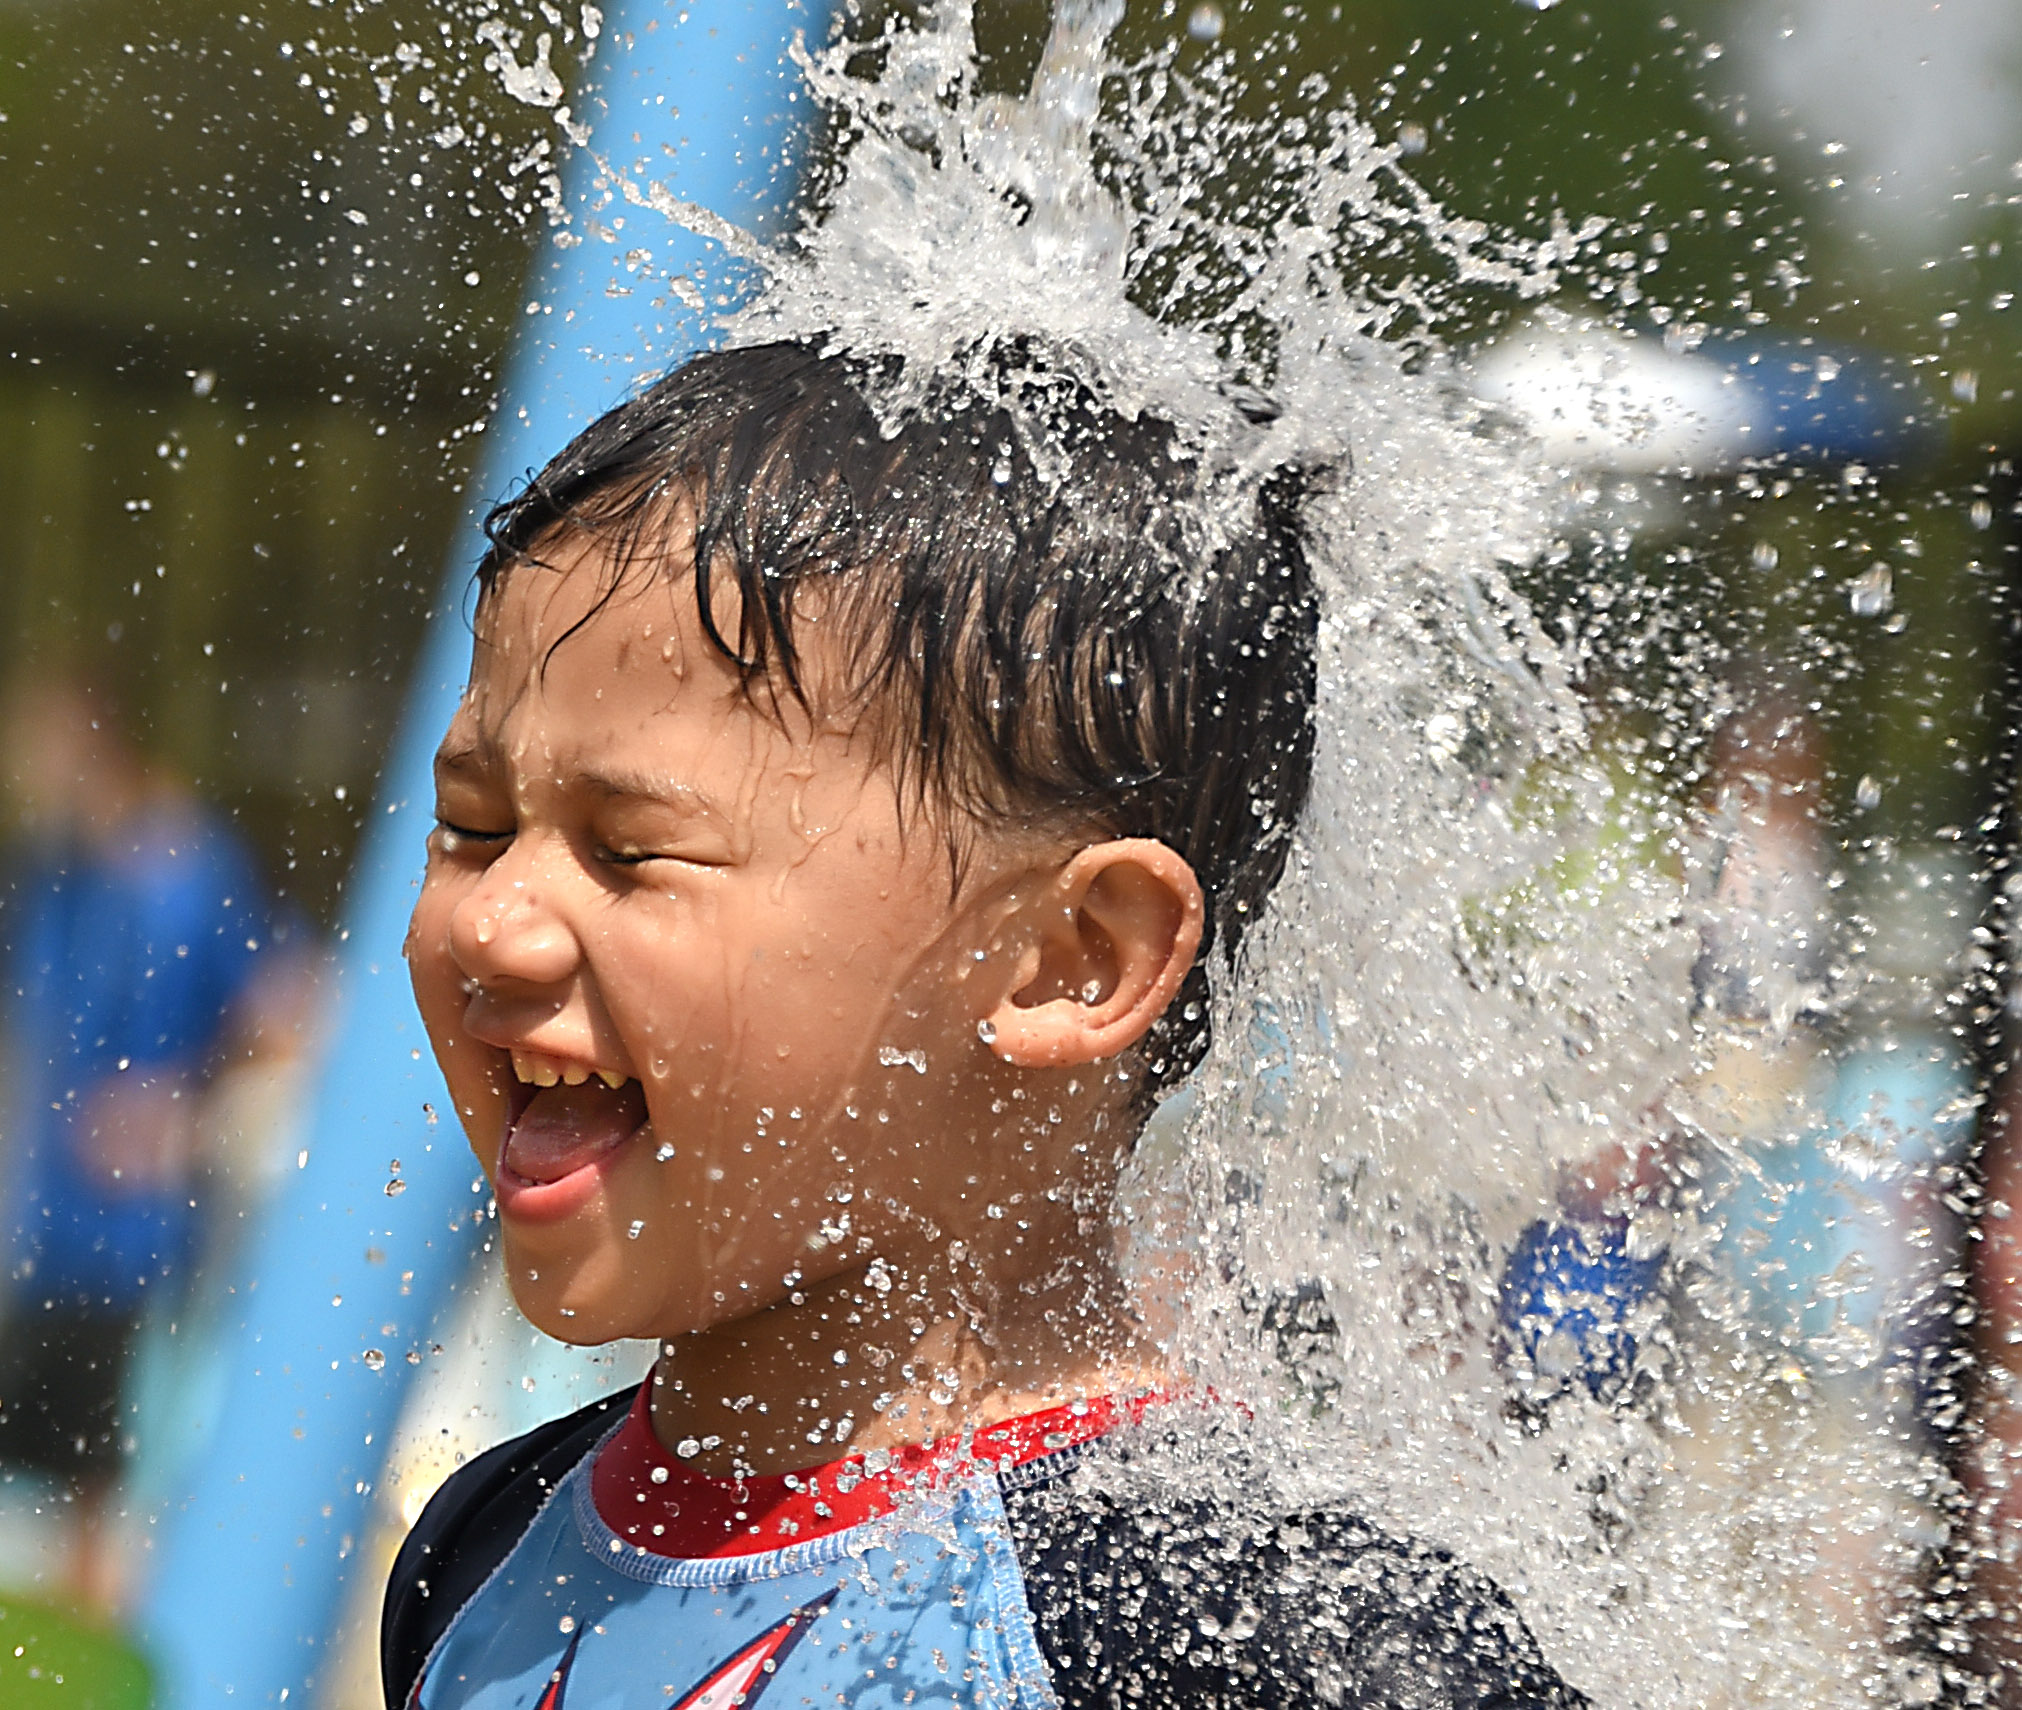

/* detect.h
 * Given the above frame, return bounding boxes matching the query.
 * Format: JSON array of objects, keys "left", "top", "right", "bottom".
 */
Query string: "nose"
[{"left": 447, "top": 836, "right": 583, "bottom": 991}]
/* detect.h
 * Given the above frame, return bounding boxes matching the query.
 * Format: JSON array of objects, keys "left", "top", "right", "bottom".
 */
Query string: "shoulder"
[
  {"left": 1000, "top": 1461, "right": 1585, "bottom": 1710},
  {"left": 379, "top": 1385, "right": 635, "bottom": 1710}
]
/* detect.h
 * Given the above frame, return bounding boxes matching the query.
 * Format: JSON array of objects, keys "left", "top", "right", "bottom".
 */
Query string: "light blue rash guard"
[{"left": 386, "top": 1385, "right": 1587, "bottom": 1710}]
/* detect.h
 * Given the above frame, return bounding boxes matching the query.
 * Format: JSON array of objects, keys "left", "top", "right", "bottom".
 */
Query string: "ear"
[{"left": 983, "top": 839, "right": 1205, "bottom": 1069}]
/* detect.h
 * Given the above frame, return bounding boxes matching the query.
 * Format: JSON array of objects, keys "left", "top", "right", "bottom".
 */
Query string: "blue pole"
[{"left": 140, "top": 6, "right": 830, "bottom": 1704}]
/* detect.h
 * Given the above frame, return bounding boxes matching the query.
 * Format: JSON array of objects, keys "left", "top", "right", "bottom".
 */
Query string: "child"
[{"left": 384, "top": 341, "right": 1583, "bottom": 1709}]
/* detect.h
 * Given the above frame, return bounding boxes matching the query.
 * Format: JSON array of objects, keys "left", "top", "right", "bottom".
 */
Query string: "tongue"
[{"left": 503, "top": 1081, "right": 649, "bottom": 1184}]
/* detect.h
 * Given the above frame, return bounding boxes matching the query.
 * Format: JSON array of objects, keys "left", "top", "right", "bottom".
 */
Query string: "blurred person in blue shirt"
[{"left": 0, "top": 665, "right": 268, "bottom": 1603}]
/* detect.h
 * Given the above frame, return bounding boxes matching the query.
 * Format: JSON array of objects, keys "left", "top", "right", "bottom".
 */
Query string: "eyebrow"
[
  {"left": 432, "top": 741, "right": 730, "bottom": 822},
  {"left": 576, "top": 762, "right": 731, "bottom": 822},
  {"left": 432, "top": 736, "right": 496, "bottom": 781}
]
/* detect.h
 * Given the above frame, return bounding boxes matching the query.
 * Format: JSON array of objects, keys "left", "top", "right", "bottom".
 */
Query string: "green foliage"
[{"left": 0, "top": 1598, "right": 152, "bottom": 1710}]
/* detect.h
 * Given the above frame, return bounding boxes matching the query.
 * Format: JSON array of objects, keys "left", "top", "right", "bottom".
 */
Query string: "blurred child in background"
[{"left": 0, "top": 666, "right": 270, "bottom": 1608}]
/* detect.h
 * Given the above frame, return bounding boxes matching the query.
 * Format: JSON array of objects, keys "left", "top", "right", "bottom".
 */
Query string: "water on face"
[{"left": 519, "top": 6, "right": 1968, "bottom": 1705}]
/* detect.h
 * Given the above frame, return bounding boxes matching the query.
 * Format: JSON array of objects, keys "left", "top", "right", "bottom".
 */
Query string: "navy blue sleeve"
[
  {"left": 380, "top": 1386, "right": 635, "bottom": 1710},
  {"left": 1001, "top": 1467, "right": 1587, "bottom": 1710}
]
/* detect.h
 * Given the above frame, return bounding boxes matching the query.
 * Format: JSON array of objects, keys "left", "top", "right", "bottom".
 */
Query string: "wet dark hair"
[{"left": 477, "top": 339, "right": 1319, "bottom": 1098}]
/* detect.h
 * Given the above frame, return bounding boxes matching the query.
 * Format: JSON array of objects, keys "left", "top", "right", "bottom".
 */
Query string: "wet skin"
[{"left": 406, "top": 525, "right": 1203, "bottom": 1475}]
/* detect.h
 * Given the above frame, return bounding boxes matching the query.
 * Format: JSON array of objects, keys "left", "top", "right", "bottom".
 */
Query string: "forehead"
[
  {"left": 450, "top": 532, "right": 881, "bottom": 802},
  {"left": 452, "top": 533, "right": 780, "bottom": 751}
]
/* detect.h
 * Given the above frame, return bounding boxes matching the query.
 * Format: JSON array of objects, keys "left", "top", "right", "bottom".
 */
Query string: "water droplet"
[
  {"left": 363, "top": 1348, "right": 385, "bottom": 1371},
  {"left": 1186, "top": 2, "right": 1224, "bottom": 41},
  {"left": 976, "top": 1018, "right": 997, "bottom": 1044},
  {"left": 627, "top": 1219, "right": 646, "bottom": 1239},
  {"left": 650, "top": 1464, "right": 670, "bottom": 1483},
  {"left": 655, "top": 1142, "right": 676, "bottom": 1162},
  {"left": 1848, "top": 565, "right": 1893, "bottom": 618}
]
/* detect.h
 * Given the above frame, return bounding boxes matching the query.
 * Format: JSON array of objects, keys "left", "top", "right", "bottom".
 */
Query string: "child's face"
[{"left": 406, "top": 529, "right": 1057, "bottom": 1346}]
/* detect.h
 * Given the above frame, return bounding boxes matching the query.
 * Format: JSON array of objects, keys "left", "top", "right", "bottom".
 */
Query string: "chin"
[{"left": 500, "top": 1230, "right": 655, "bottom": 1346}]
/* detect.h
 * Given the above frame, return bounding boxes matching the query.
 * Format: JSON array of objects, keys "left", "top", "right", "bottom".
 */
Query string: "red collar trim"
[{"left": 590, "top": 1385, "right": 1158, "bottom": 1559}]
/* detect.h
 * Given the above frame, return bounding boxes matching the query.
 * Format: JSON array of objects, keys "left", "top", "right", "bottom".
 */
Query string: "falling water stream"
[{"left": 379, "top": 4, "right": 1975, "bottom": 1705}]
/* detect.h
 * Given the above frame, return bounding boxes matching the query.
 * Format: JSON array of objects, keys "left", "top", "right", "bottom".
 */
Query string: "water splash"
[
  {"left": 577, "top": 6, "right": 1947, "bottom": 1704},
  {"left": 734, "top": 0, "right": 1229, "bottom": 482}
]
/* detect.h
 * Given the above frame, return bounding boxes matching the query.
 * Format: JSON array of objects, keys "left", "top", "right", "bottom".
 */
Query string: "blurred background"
[{"left": 0, "top": 0, "right": 2017, "bottom": 1704}]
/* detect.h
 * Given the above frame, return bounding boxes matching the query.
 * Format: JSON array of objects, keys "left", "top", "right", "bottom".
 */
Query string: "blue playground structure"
[{"left": 139, "top": 6, "right": 832, "bottom": 1704}]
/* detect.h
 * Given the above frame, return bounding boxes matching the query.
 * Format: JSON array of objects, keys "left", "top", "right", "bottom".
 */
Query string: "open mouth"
[{"left": 499, "top": 1051, "right": 650, "bottom": 1189}]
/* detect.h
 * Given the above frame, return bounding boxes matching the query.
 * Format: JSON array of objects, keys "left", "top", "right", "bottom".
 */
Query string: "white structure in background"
[
  {"left": 1469, "top": 310, "right": 1925, "bottom": 483},
  {"left": 1728, "top": 0, "right": 2022, "bottom": 248},
  {"left": 1471, "top": 315, "right": 1762, "bottom": 474}
]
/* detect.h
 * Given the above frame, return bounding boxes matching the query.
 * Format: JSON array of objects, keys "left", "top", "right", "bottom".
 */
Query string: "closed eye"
[
  {"left": 434, "top": 820, "right": 512, "bottom": 855},
  {"left": 595, "top": 843, "right": 734, "bottom": 870}
]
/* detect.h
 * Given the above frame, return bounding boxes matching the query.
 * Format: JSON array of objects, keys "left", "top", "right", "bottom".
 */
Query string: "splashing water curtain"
[
  {"left": 141, "top": 4, "right": 1982, "bottom": 1706},
  {"left": 138, "top": 8, "right": 834, "bottom": 1706},
  {"left": 704, "top": 9, "right": 1963, "bottom": 1706}
]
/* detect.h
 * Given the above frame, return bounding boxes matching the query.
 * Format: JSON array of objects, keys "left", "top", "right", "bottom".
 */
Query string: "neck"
[{"left": 647, "top": 1212, "right": 1167, "bottom": 1480}]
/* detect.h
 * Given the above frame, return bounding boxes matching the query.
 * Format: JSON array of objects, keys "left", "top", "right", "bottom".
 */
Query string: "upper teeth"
[{"left": 511, "top": 1051, "right": 627, "bottom": 1090}]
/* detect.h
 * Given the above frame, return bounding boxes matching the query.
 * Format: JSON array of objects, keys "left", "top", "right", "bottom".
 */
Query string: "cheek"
[
  {"left": 409, "top": 921, "right": 476, "bottom": 1059},
  {"left": 762, "top": 884, "right": 937, "bottom": 1028},
  {"left": 718, "top": 955, "right": 888, "bottom": 1112},
  {"left": 408, "top": 875, "right": 495, "bottom": 1125},
  {"left": 605, "top": 905, "right": 807, "bottom": 1075},
  {"left": 407, "top": 869, "right": 462, "bottom": 982},
  {"left": 406, "top": 894, "right": 453, "bottom": 1020},
  {"left": 594, "top": 919, "right": 723, "bottom": 1087}
]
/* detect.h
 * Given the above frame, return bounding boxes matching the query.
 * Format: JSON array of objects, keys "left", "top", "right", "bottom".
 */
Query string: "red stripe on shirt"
[{"left": 591, "top": 1385, "right": 1164, "bottom": 1559}]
